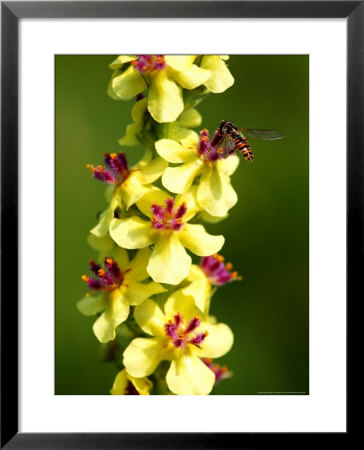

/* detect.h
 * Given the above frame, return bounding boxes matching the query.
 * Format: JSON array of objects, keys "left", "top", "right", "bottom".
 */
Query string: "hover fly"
[{"left": 216, "top": 120, "right": 285, "bottom": 162}]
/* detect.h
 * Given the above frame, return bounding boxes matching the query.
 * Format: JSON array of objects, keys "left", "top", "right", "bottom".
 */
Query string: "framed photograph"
[{"left": 1, "top": 1, "right": 353, "bottom": 447}]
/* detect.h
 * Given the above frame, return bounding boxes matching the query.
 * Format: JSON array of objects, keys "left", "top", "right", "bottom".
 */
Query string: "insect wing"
[
  {"left": 218, "top": 134, "right": 236, "bottom": 157},
  {"left": 242, "top": 129, "right": 285, "bottom": 140}
]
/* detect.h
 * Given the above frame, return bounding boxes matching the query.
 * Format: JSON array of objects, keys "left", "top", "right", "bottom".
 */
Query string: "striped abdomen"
[{"left": 233, "top": 134, "right": 254, "bottom": 162}]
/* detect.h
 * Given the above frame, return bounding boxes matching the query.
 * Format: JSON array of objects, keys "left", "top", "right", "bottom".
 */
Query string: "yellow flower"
[
  {"left": 119, "top": 97, "right": 202, "bottom": 147},
  {"left": 110, "top": 369, "right": 152, "bottom": 395},
  {"left": 88, "top": 149, "right": 167, "bottom": 238},
  {"left": 108, "top": 55, "right": 211, "bottom": 123},
  {"left": 77, "top": 247, "right": 166, "bottom": 343},
  {"left": 123, "top": 292, "right": 234, "bottom": 395},
  {"left": 109, "top": 186, "right": 224, "bottom": 285},
  {"left": 155, "top": 129, "right": 239, "bottom": 217}
]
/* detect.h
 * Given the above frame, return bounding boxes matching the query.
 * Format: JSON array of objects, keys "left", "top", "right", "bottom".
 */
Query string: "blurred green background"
[{"left": 56, "top": 55, "right": 308, "bottom": 395}]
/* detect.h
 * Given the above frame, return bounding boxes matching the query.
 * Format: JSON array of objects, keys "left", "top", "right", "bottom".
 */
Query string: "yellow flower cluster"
[{"left": 78, "top": 55, "right": 240, "bottom": 395}]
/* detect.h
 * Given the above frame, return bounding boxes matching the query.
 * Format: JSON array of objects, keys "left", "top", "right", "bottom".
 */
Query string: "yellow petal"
[
  {"left": 109, "top": 55, "right": 136, "bottom": 69},
  {"left": 148, "top": 70, "right": 184, "bottom": 123},
  {"left": 110, "top": 369, "right": 128, "bottom": 395},
  {"left": 170, "top": 64, "right": 211, "bottom": 90},
  {"left": 123, "top": 337, "right": 165, "bottom": 377},
  {"left": 197, "top": 168, "right": 238, "bottom": 217},
  {"left": 93, "top": 290, "right": 130, "bottom": 343},
  {"left": 119, "top": 98, "right": 149, "bottom": 147},
  {"left": 126, "top": 247, "right": 151, "bottom": 281},
  {"left": 166, "top": 354, "right": 215, "bottom": 395},
  {"left": 111, "top": 65, "right": 147, "bottom": 100},
  {"left": 137, "top": 148, "right": 153, "bottom": 168},
  {"left": 77, "top": 293, "right": 107, "bottom": 316},
  {"left": 218, "top": 154, "right": 240, "bottom": 176},
  {"left": 123, "top": 279, "right": 166, "bottom": 306},
  {"left": 198, "top": 322, "right": 234, "bottom": 358},
  {"left": 200, "top": 55, "right": 234, "bottom": 93},
  {"left": 175, "top": 185, "right": 200, "bottom": 221},
  {"left": 90, "top": 187, "right": 121, "bottom": 237},
  {"left": 90, "top": 205, "right": 114, "bottom": 238},
  {"left": 132, "top": 96, "right": 148, "bottom": 121},
  {"left": 138, "top": 157, "right": 168, "bottom": 184},
  {"left": 155, "top": 139, "right": 196, "bottom": 163},
  {"left": 121, "top": 181, "right": 148, "bottom": 210},
  {"left": 136, "top": 186, "right": 170, "bottom": 218},
  {"left": 134, "top": 298, "right": 166, "bottom": 337},
  {"left": 147, "top": 234, "right": 191, "bottom": 285},
  {"left": 130, "top": 374, "right": 153, "bottom": 395},
  {"left": 119, "top": 122, "right": 141, "bottom": 146},
  {"left": 110, "top": 369, "right": 153, "bottom": 395},
  {"left": 179, "top": 223, "right": 224, "bottom": 256},
  {"left": 178, "top": 108, "right": 202, "bottom": 128},
  {"left": 165, "top": 55, "right": 197, "bottom": 71},
  {"left": 162, "top": 160, "right": 202, "bottom": 194},
  {"left": 87, "top": 234, "right": 114, "bottom": 252},
  {"left": 182, "top": 265, "right": 211, "bottom": 313},
  {"left": 180, "top": 129, "right": 199, "bottom": 148},
  {"left": 120, "top": 173, "right": 150, "bottom": 210},
  {"left": 199, "top": 211, "right": 229, "bottom": 223},
  {"left": 112, "top": 247, "right": 129, "bottom": 270},
  {"left": 107, "top": 70, "right": 123, "bottom": 100},
  {"left": 109, "top": 216, "right": 156, "bottom": 249},
  {"left": 164, "top": 289, "right": 197, "bottom": 322},
  {"left": 104, "top": 184, "right": 116, "bottom": 203}
]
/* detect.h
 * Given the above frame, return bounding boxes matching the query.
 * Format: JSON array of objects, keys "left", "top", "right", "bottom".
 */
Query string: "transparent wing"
[
  {"left": 219, "top": 134, "right": 236, "bottom": 153},
  {"left": 242, "top": 129, "right": 285, "bottom": 140}
]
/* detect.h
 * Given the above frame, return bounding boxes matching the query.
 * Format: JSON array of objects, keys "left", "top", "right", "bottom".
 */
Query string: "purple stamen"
[
  {"left": 131, "top": 55, "right": 166, "bottom": 73},
  {"left": 185, "top": 316, "right": 201, "bottom": 334},
  {"left": 200, "top": 254, "right": 240, "bottom": 286},
  {"left": 86, "top": 278, "right": 103, "bottom": 290},
  {"left": 89, "top": 259, "right": 102, "bottom": 275},
  {"left": 87, "top": 152, "right": 129, "bottom": 185},
  {"left": 82, "top": 257, "right": 124, "bottom": 293},
  {"left": 210, "top": 129, "right": 224, "bottom": 148},
  {"left": 165, "top": 197, "right": 174, "bottom": 214},
  {"left": 198, "top": 129, "right": 211, "bottom": 155},
  {"left": 97, "top": 269, "right": 116, "bottom": 286},
  {"left": 165, "top": 321, "right": 178, "bottom": 340},
  {"left": 164, "top": 313, "right": 207, "bottom": 350},
  {"left": 175, "top": 202, "right": 187, "bottom": 219},
  {"left": 151, "top": 203, "right": 164, "bottom": 220},
  {"left": 104, "top": 257, "right": 122, "bottom": 279},
  {"left": 173, "top": 337, "right": 185, "bottom": 348},
  {"left": 202, "top": 358, "right": 230, "bottom": 383},
  {"left": 150, "top": 197, "right": 188, "bottom": 231},
  {"left": 173, "top": 313, "right": 182, "bottom": 326},
  {"left": 92, "top": 167, "right": 117, "bottom": 184},
  {"left": 188, "top": 331, "right": 208, "bottom": 348}
]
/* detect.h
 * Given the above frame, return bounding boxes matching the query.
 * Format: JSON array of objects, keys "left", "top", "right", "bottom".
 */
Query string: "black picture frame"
[{"left": 1, "top": 1, "right": 355, "bottom": 448}]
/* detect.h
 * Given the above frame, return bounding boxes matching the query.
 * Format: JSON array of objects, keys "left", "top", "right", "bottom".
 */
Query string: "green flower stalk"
[{"left": 79, "top": 54, "right": 242, "bottom": 395}]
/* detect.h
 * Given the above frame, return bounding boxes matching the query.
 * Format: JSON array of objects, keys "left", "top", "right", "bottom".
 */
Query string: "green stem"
[{"left": 157, "top": 121, "right": 180, "bottom": 141}]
